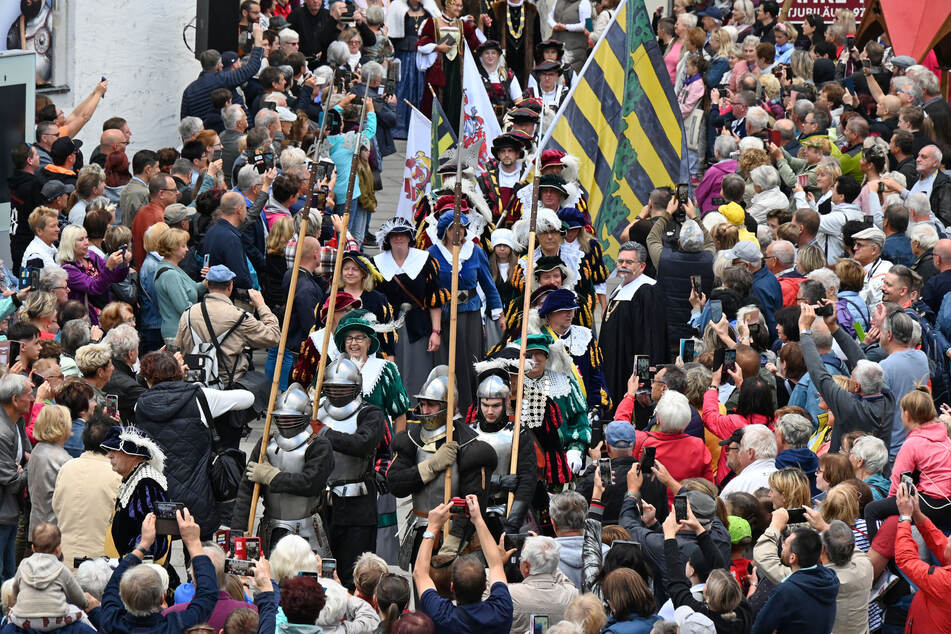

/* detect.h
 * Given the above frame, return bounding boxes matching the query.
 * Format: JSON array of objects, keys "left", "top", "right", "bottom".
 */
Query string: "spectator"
[
  {"left": 138, "top": 223, "right": 170, "bottom": 353},
  {"left": 908, "top": 222, "right": 939, "bottom": 282},
  {"left": 724, "top": 240, "right": 781, "bottom": 335},
  {"left": 719, "top": 424, "right": 778, "bottom": 497},
  {"left": 564, "top": 594, "right": 607, "bottom": 634},
  {"left": 163, "top": 543, "right": 258, "bottom": 628},
  {"left": 59, "top": 319, "right": 91, "bottom": 379},
  {"left": 8, "top": 143, "right": 44, "bottom": 275},
  {"left": 153, "top": 228, "right": 208, "bottom": 345},
  {"left": 66, "top": 168, "right": 105, "bottom": 227},
  {"left": 508, "top": 537, "right": 579, "bottom": 633},
  {"left": 220, "top": 105, "right": 248, "bottom": 188},
  {"left": 55, "top": 379, "right": 95, "bottom": 458},
  {"left": 26, "top": 405, "right": 72, "bottom": 537},
  {"left": 600, "top": 568, "right": 661, "bottom": 633},
  {"left": 751, "top": 523, "right": 839, "bottom": 634},
  {"left": 315, "top": 573, "right": 382, "bottom": 634},
  {"left": 634, "top": 390, "right": 713, "bottom": 492},
  {"left": 278, "top": 575, "right": 326, "bottom": 633},
  {"left": 774, "top": 413, "right": 820, "bottom": 495},
  {"left": 119, "top": 150, "right": 159, "bottom": 228},
  {"left": 52, "top": 415, "right": 121, "bottom": 568},
  {"left": 414, "top": 497, "right": 514, "bottom": 634},
  {"left": 99, "top": 508, "right": 217, "bottom": 632},
  {"left": 270, "top": 235, "right": 323, "bottom": 391},
  {"left": 42, "top": 137, "right": 81, "bottom": 187},
  {"left": 817, "top": 176, "right": 864, "bottom": 264},
  {"left": 0, "top": 374, "right": 32, "bottom": 581},
  {"left": 203, "top": 192, "right": 257, "bottom": 290},
  {"left": 767, "top": 467, "right": 811, "bottom": 512},
  {"left": 101, "top": 325, "right": 146, "bottom": 426},
  {"left": 747, "top": 165, "right": 788, "bottom": 225},
  {"left": 702, "top": 366, "right": 773, "bottom": 483},
  {"left": 98, "top": 301, "right": 135, "bottom": 335},
  {"left": 328, "top": 98, "right": 377, "bottom": 247},
  {"left": 58, "top": 225, "right": 131, "bottom": 325},
  {"left": 374, "top": 572, "right": 410, "bottom": 632},
  {"left": 696, "top": 136, "right": 739, "bottom": 213},
  {"left": 20, "top": 290, "right": 58, "bottom": 340},
  {"left": 132, "top": 175, "right": 180, "bottom": 269},
  {"left": 181, "top": 33, "right": 266, "bottom": 121},
  {"left": 921, "top": 238, "right": 951, "bottom": 314},
  {"left": 352, "top": 553, "right": 388, "bottom": 606},
  {"left": 75, "top": 343, "right": 114, "bottom": 408},
  {"left": 576, "top": 422, "right": 639, "bottom": 524},
  {"left": 21, "top": 206, "right": 61, "bottom": 272},
  {"left": 848, "top": 435, "right": 890, "bottom": 500}
]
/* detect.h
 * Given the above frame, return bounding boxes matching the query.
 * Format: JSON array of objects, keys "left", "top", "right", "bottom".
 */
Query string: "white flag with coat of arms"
[
  {"left": 462, "top": 42, "right": 502, "bottom": 170},
  {"left": 396, "top": 106, "right": 433, "bottom": 221}
]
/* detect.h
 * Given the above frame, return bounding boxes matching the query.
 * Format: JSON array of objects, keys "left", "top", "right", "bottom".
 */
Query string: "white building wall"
[{"left": 48, "top": 1, "right": 201, "bottom": 155}]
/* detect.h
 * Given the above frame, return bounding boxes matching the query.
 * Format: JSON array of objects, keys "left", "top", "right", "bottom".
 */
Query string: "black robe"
[{"left": 599, "top": 279, "right": 669, "bottom": 406}]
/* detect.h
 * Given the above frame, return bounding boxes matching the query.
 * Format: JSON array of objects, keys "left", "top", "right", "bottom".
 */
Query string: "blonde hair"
[
  {"left": 33, "top": 404, "right": 72, "bottom": 444},
  {"left": 821, "top": 483, "right": 860, "bottom": 524},
  {"left": 157, "top": 228, "right": 189, "bottom": 258},
  {"left": 266, "top": 215, "right": 295, "bottom": 255},
  {"left": 57, "top": 225, "right": 87, "bottom": 263},
  {"left": 75, "top": 343, "right": 112, "bottom": 377},
  {"left": 815, "top": 158, "right": 842, "bottom": 183},
  {"left": 760, "top": 73, "right": 781, "bottom": 101},
  {"left": 768, "top": 467, "right": 811, "bottom": 508},
  {"left": 22, "top": 291, "right": 57, "bottom": 321},
  {"left": 143, "top": 222, "right": 170, "bottom": 254},
  {"left": 565, "top": 593, "right": 609, "bottom": 634},
  {"left": 28, "top": 207, "right": 58, "bottom": 234},
  {"left": 704, "top": 569, "right": 743, "bottom": 619},
  {"left": 710, "top": 28, "right": 734, "bottom": 56}
]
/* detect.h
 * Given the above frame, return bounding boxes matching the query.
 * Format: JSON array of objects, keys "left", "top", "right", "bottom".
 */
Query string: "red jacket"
[
  {"left": 633, "top": 429, "right": 713, "bottom": 503},
  {"left": 895, "top": 516, "right": 951, "bottom": 633},
  {"left": 702, "top": 388, "right": 772, "bottom": 484}
]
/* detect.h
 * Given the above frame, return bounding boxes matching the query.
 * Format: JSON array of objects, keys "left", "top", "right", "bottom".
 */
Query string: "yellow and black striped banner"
[{"left": 430, "top": 94, "right": 458, "bottom": 190}]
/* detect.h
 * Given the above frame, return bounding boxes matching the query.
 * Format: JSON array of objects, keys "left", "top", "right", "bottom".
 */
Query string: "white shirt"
[
  {"left": 546, "top": 0, "right": 591, "bottom": 32},
  {"left": 21, "top": 236, "right": 58, "bottom": 271},
  {"left": 198, "top": 387, "right": 256, "bottom": 425},
  {"left": 498, "top": 164, "right": 522, "bottom": 188},
  {"left": 719, "top": 458, "right": 777, "bottom": 498}
]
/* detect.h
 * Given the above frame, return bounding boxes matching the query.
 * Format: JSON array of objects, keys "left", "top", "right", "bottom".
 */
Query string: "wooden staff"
[
  {"left": 442, "top": 41, "right": 467, "bottom": 540},
  {"left": 506, "top": 131, "right": 544, "bottom": 514},
  {"left": 310, "top": 79, "right": 374, "bottom": 423},
  {"left": 247, "top": 73, "right": 346, "bottom": 533}
]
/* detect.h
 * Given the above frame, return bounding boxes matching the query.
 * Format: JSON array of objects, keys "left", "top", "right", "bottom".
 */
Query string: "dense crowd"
[{"left": 3, "top": 0, "right": 951, "bottom": 633}]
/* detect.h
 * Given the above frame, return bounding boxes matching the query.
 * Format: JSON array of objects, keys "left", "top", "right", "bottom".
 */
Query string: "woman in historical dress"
[
  {"left": 477, "top": 40, "right": 522, "bottom": 123},
  {"left": 386, "top": 0, "right": 437, "bottom": 137}
]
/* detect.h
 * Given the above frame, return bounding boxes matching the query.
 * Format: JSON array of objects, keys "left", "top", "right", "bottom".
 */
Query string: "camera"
[
  {"left": 232, "top": 287, "right": 251, "bottom": 304},
  {"left": 449, "top": 496, "right": 470, "bottom": 515}
]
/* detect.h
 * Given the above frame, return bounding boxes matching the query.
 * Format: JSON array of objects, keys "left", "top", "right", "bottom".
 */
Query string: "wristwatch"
[
  {"left": 898, "top": 515, "right": 913, "bottom": 523},
  {"left": 422, "top": 530, "right": 436, "bottom": 541}
]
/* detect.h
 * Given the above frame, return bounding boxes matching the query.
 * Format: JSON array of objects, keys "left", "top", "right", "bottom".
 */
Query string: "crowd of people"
[{"left": 3, "top": 0, "right": 951, "bottom": 633}]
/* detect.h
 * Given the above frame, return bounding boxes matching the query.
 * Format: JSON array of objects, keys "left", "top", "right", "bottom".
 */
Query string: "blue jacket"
[
  {"left": 328, "top": 111, "right": 377, "bottom": 203},
  {"left": 704, "top": 56, "right": 729, "bottom": 88},
  {"left": 602, "top": 614, "right": 663, "bottom": 634},
  {"left": 882, "top": 232, "right": 915, "bottom": 267},
  {"left": 428, "top": 242, "right": 501, "bottom": 315},
  {"left": 254, "top": 582, "right": 280, "bottom": 634},
  {"left": 204, "top": 218, "right": 253, "bottom": 290},
  {"left": 181, "top": 47, "right": 264, "bottom": 121},
  {"left": 100, "top": 553, "right": 218, "bottom": 634},
  {"left": 775, "top": 447, "right": 820, "bottom": 496},
  {"left": 752, "top": 565, "right": 839, "bottom": 634},
  {"left": 139, "top": 251, "right": 163, "bottom": 330},
  {"left": 752, "top": 265, "right": 782, "bottom": 337}
]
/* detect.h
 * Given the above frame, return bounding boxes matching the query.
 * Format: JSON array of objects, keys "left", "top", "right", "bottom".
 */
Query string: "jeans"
[
  {"left": 334, "top": 199, "right": 367, "bottom": 249},
  {"left": 0, "top": 523, "right": 17, "bottom": 581},
  {"left": 265, "top": 348, "right": 295, "bottom": 391}
]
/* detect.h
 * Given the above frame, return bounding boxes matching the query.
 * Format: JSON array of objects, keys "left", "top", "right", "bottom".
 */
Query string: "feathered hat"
[{"left": 100, "top": 425, "right": 166, "bottom": 474}]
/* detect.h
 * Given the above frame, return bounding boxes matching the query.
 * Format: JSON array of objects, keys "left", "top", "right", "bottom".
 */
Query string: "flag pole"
[
  {"left": 443, "top": 31, "right": 466, "bottom": 541},
  {"left": 310, "top": 80, "right": 374, "bottom": 425},
  {"left": 506, "top": 123, "right": 544, "bottom": 514}
]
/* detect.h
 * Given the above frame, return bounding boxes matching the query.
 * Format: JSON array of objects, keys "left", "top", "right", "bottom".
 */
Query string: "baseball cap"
[
  {"left": 852, "top": 226, "right": 886, "bottom": 247},
  {"left": 221, "top": 51, "right": 239, "bottom": 69},
  {"left": 50, "top": 137, "right": 83, "bottom": 164},
  {"left": 164, "top": 203, "right": 196, "bottom": 225},
  {"left": 889, "top": 55, "right": 915, "bottom": 70},
  {"left": 41, "top": 180, "right": 74, "bottom": 202},
  {"left": 697, "top": 6, "right": 723, "bottom": 19},
  {"left": 604, "top": 420, "right": 635, "bottom": 448},
  {"left": 724, "top": 240, "right": 762, "bottom": 264},
  {"left": 685, "top": 490, "right": 716, "bottom": 527},
  {"left": 206, "top": 265, "right": 236, "bottom": 283},
  {"left": 727, "top": 515, "right": 752, "bottom": 544},
  {"left": 717, "top": 428, "right": 745, "bottom": 447}
]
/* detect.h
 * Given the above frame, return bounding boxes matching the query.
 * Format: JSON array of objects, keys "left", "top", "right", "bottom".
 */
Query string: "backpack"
[
  {"left": 905, "top": 306, "right": 951, "bottom": 407},
  {"left": 185, "top": 296, "right": 247, "bottom": 390}
]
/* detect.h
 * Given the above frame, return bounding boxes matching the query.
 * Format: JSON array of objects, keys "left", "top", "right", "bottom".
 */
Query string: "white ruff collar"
[
  {"left": 117, "top": 462, "right": 167, "bottom": 509},
  {"left": 360, "top": 356, "right": 387, "bottom": 397},
  {"left": 434, "top": 238, "right": 475, "bottom": 264},
  {"left": 554, "top": 325, "right": 592, "bottom": 357},
  {"left": 611, "top": 274, "right": 656, "bottom": 301},
  {"left": 524, "top": 370, "right": 571, "bottom": 398},
  {"left": 309, "top": 328, "right": 341, "bottom": 360},
  {"left": 373, "top": 249, "right": 428, "bottom": 281}
]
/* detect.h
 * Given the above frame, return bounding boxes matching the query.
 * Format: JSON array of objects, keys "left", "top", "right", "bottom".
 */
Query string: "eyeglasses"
[
  {"left": 52, "top": 286, "right": 68, "bottom": 291},
  {"left": 345, "top": 334, "right": 368, "bottom": 343}
]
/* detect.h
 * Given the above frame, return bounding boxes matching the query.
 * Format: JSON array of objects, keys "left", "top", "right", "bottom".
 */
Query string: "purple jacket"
[
  {"left": 62, "top": 251, "right": 129, "bottom": 325},
  {"left": 163, "top": 592, "right": 258, "bottom": 630},
  {"left": 695, "top": 159, "right": 738, "bottom": 214}
]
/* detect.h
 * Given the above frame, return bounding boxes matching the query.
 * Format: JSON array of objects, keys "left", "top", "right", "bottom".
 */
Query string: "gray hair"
[
  {"left": 852, "top": 359, "right": 885, "bottom": 394},
  {"left": 812, "top": 323, "right": 834, "bottom": 351},
  {"left": 892, "top": 77, "right": 922, "bottom": 104},
  {"left": 850, "top": 435, "right": 888, "bottom": 475},
  {"left": 882, "top": 310, "right": 916, "bottom": 346},
  {"left": 741, "top": 423, "right": 777, "bottom": 459},
  {"left": 679, "top": 219, "right": 704, "bottom": 252},
  {"left": 776, "top": 413, "right": 812, "bottom": 448},
  {"left": 906, "top": 192, "right": 932, "bottom": 220},
  {"left": 366, "top": 5, "right": 385, "bottom": 25},
  {"left": 912, "top": 69, "right": 940, "bottom": 97},
  {"left": 549, "top": 491, "right": 587, "bottom": 532},
  {"left": 199, "top": 49, "right": 222, "bottom": 73},
  {"left": 38, "top": 265, "right": 68, "bottom": 294},
  {"left": 254, "top": 108, "right": 280, "bottom": 130},
  {"left": 521, "top": 536, "right": 561, "bottom": 575},
  {"left": 807, "top": 268, "right": 840, "bottom": 295},
  {"left": 103, "top": 324, "right": 140, "bottom": 362},
  {"left": 170, "top": 158, "right": 193, "bottom": 179},
  {"left": 222, "top": 104, "right": 245, "bottom": 130},
  {"left": 236, "top": 164, "right": 264, "bottom": 192},
  {"left": 678, "top": 12, "right": 698, "bottom": 28},
  {"left": 655, "top": 390, "right": 691, "bottom": 433},
  {"left": 770, "top": 240, "right": 795, "bottom": 268},
  {"left": 76, "top": 559, "right": 114, "bottom": 600},
  {"left": 279, "top": 147, "right": 308, "bottom": 171},
  {"left": 750, "top": 165, "right": 780, "bottom": 190},
  {"left": 278, "top": 27, "right": 299, "bottom": 44},
  {"left": 270, "top": 534, "right": 318, "bottom": 582},
  {"left": 742, "top": 34, "right": 761, "bottom": 47},
  {"left": 0, "top": 373, "right": 30, "bottom": 404},
  {"left": 617, "top": 241, "right": 647, "bottom": 265},
  {"left": 793, "top": 99, "right": 815, "bottom": 120},
  {"left": 738, "top": 135, "right": 765, "bottom": 152},
  {"left": 746, "top": 106, "right": 769, "bottom": 133},
  {"left": 908, "top": 222, "right": 939, "bottom": 250},
  {"left": 821, "top": 519, "right": 855, "bottom": 566},
  {"left": 60, "top": 319, "right": 92, "bottom": 356},
  {"left": 118, "top": 564, "right": 164, "bottom": 617},
  {"left": 361, "top": 61, "right": 384, "bottom": 85},
  {"left": 714, "top": 135, "right": 738, "bottom": 160},
  {"left": 178, "top": 116, "right": 203, "bottom": 143}
]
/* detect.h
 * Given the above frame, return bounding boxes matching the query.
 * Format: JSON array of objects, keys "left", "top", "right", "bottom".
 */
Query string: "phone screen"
[
  {"left": 679, "top": 338, "right": 695, "bottom": 363},
  {"left": 321, "top": 558, "right": 337, "bottom": 577},
  {"left": 598, "top": 458, "right": 613, "bottom": 485},
  {"left": 690, "top": 275, "right": 702, "bottom": 294},
  {"left": 640, "top": 445, "right": 656, "bottom": 472},
  {"left": 635, "top": 356, "right": 651, "bottom": 383},
  {"left": 504, "top": 533, "right": 529, "bottom": 550},
  {"left": 531, "top": 615, "right": 550, "bottom": 634},
  {"left": 787, "top": 507, "right": 807, "bottom": 524},
  {"left": 723, "top": 349, "right": 737, "bottom": 373},
  {"left": 676, "top": 184, "right": 688, "bottom": 204},
  {"left": 674, "top": 495, "right": 688, "bottom": 522},
  {"left": 710, "top": 299, "right": 723, "bottom": 323}
]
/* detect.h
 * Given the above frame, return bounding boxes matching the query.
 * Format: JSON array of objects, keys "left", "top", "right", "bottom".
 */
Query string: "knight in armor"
[
  {"left": 386, "top": 366, "right": 497, "bottom": 569},
  {"left": 234, "top": 386, "right": 334, "bottom": 558},
  {"left": 313, "top": 358, "right": 387, "bottom": 588}
]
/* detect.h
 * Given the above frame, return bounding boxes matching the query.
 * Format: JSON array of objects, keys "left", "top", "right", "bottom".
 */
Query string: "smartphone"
[
  {"left": 709, "top": 299, "right": 723, "bottom": 323},
  {"left": 679, "top": 338, "right": 696, "bottom": 363},
  {"left": 0, "top": 341, "right": 12, "bottom": 369},
  {"left": 769, "top": 129, "right": 783, "bottom": 147},
  {"left": 640, "top": 445, "right": 656, "bottom": 473},
  {"left": 299, "top": 571, "right": 321, "bottom": 580},
  {"left": 862, "top": 58, "right": 871, "bottom": 70},
  {"left": 584, "top": 17, "right": 593, "bottom": 30},
  {"left": 723, "top": 349, "right": 737, "bottom": 373},
  {"left": 690, "top": 274, "right": 702, "bottom": 295},
  {"left": 846, "top": 35, "right": 855, "bottom": 49},
  {"left": 215, "top": 529, "right": 231, "bottom": 552},
  {"left": 224, "top": 558, "right": 255, "bottom": 576},
  {"left": 674, "top": 494, "right": 688, "bottom": 522},
  {"left": 609, "top": 539, "right": 642, "bottom": 559},
  {"left": 797, "top": 173, "right": 809, "bottom": 188},
  {"left": 815, "top": 302, "right": 834, "bottom": 317},
  {"left": 635, "top": 355, "right": 651, "bottom": 383},
  {"left": 106, "top": 394, "right": 119, "bottom": 420},
  {"left": 843, "top": 76, "right": 856, "bottom": 94},
  {"left": 878, "top": 181, "right": 885, "bottom": 194},
  {"left": 504, "top": 533, "right": 529, "bottom": 550},
  {"left": 8, "top": 341, "right": 19, "bottom": 366},
  {"left": 245, "top": 537, "right": 261, "bottom": 561},
  {"left": 748, "top": 323, "right": 760, "bottom": 340},
  {"left": 531, "top": 615, "right": 550, "bottom": 634},
  {"left": 203, "top": 253, "right": 211, "bottom": 268},
  {"left": 29, "top": 268, "right": 40, "bottom": 290},
  {"left": 787, "top": 507, "right": 807, "bottom": 523},
  {"left": 154, "top": 501, "right": 184, "bottom": 536},
  {"left": 320, "top": 557, "right": 337, "bottom": 578},
  {"left": 676, "top": 183, "right": 689, "bottom": 205},
  {"left": 598, "top": 457, "right": 613, "bottom": 486}
]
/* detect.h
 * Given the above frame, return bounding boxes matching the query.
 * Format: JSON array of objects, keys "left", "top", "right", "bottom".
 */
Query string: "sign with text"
[{"left": 784, "top": 0, "right": 865, "bottom": 23}]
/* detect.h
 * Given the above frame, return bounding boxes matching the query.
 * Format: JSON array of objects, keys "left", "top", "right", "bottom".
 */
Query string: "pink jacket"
[
  {"left": 889, "top": 421, "right": 951, "bottom": 498},
  {"left": 702, "top": 388, "right": 772, "bottom": 483},
  {"left": 664, "top": 41, "right": 683, "bottom": 85},
  {"left": 679, "top": 78, "right": 705, "bottom": 118}
]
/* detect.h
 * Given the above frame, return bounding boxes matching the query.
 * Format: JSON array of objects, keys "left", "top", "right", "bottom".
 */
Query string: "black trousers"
[
  {"left": 328, "top": 523, "right": 377, "bottom": 590},
  {"left": 864, "top": 492, "right": 951, "bottom": 541}
]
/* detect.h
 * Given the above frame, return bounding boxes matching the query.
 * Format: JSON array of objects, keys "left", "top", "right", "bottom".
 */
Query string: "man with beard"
[
  {"left": 478, "top": 132, "right": 530, "bottom": 226},
  {"left": 599, "top": 241, "right": 668, "bottom": 406}
]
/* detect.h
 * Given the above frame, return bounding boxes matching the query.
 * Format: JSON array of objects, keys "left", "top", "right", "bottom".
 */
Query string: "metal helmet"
[
  {"left": 476, "top": 372, "right": 511, "bottom": 400},
  {"left": 414, "top": 365, "right": 455, "bottom": 430},
  {"left": 322, "top": 357, "right": 363, "bottom": 407},
  {"left": 273, "top": 383, "right": 313, "bottom": 437}
]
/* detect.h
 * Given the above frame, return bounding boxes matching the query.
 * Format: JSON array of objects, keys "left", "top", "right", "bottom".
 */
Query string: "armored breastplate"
[
  {"left": 412, "top": 444, "right": 460, "bottom": 513},
  {"left": 264, "top": 431, "right": 320, "bottom": 520},
  {"left": 477, "top": 426, "right": 512, "bottom": 479},
  {"left": 317, "top": 401, "right": 371, "bottom": 485}
]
